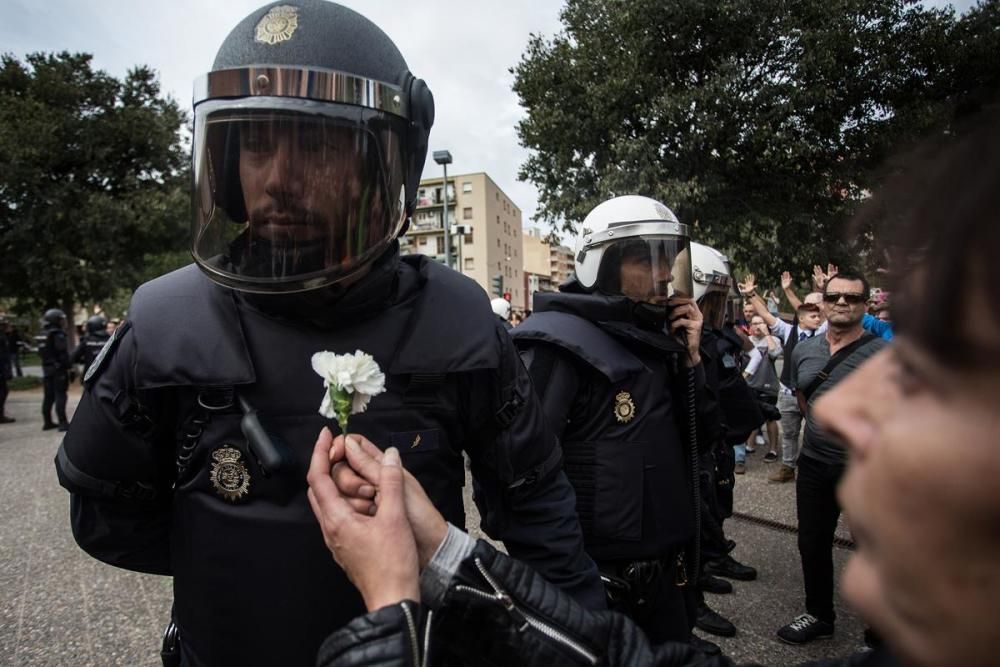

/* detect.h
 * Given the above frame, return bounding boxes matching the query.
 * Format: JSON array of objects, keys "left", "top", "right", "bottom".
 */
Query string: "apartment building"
[{"left": 400, "top": 172, "right": 527, "bottom": 311}]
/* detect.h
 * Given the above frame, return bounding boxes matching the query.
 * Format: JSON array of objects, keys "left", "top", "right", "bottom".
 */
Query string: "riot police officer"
[
  {"left": 491, "top": 297, "right": 513, "bottom": 330},
  {"left": 54, "top": 3, "right": 601, "bottom": 665},
  {"left": 512, "top": 195, "right": 718, "bottom": 649},
  {"left": 70, "top": 315, "right": 111, "bottom": 379},
  {"left": 36, "top": 308, "right": 70, "bottom": 431},
  {"left": 689, "top": 243, "right": 761, "bottom": 639}
]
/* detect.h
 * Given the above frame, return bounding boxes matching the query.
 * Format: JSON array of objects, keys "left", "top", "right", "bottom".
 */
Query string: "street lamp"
[{"left": 432, "top": 150, "right": 453, "bottom": 269}]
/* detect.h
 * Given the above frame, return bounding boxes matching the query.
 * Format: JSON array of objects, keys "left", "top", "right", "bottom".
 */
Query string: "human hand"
[
  {"left": 812, "top": 265, "right": 826, "bottom": 289},
  {"left": 669, "top": 296, "right": 703, "bottom": 365},
  {"left": 827, "top": 263, "right": 839, "bottom": 281},
  {"left": 329, "top": 433, "right": 448, "bottom": 569},
  {"left": 737, "top": 274, "right": 757, "bottom": 296},
  {"left": 780, "top": 271, "right": 793, "bottom": 291},
  {"left": 306, "top": 428, "right": 420, "bottom": 612}
]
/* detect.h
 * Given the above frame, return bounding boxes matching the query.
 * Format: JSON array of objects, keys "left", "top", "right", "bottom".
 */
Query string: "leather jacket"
[{"left": 317, "top": 540, "right": 733, "bottom": 667}]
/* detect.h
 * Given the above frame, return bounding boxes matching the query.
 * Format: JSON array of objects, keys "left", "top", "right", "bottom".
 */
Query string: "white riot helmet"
[
  {"left": 573, "top": 195, "right": 693, "bottom": 303},
  {"left": 690, "top": 242, "right": 734, "bottom": 329},
  {"left": 490, "top": 297, "right": 511, "bottom": 321}
]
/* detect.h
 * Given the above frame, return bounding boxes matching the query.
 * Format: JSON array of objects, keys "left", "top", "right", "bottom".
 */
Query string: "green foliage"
[
  {"left": 0, "top": 52, "right": 189, "bottom": 317},
  {"left": 513, "top": 0, "right": 1000, "bottom": 282}
]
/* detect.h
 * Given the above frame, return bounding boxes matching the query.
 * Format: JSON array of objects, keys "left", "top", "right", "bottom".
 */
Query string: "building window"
[
  {"left": 463, "top": 207, "right": 473, "bottom": 220},
  {"left": 497, "top": 215, "right": 500, "bottom": 225},
  {"left": 462, "top": 181, "right": 472, "bottom": 193},
  {"left": 436, "top": 236, "right": 445, "bottom": 255},
  {"left": 496, "top": 192, "right": 499, "bottom": 201},
  {"left": 464, "top": 229, "right": 474, "bottom": 244},
  {"left": 465, "top": 257, "right": 474, "bottom": 270}
]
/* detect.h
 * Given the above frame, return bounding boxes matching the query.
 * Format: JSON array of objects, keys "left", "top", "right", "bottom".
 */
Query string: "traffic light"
[{"left": 491, "top": 273, "right": 503, "bottom": 297}]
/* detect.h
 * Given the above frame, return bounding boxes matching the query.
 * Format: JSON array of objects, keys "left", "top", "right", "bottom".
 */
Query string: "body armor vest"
[
  {"left": 514, "top": 304, "right": 695, "bottom": 562},
  {"left": 125, "top": 257, "right": 500, "bottom": 666}
]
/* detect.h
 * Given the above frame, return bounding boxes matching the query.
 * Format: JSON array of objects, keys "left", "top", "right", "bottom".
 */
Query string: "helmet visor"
[
  {"left": 192, "top": 99, "right": 407, "bottom": 293},
  {"left": 595, "top": 236, "right": 693, "bottom": 303}
]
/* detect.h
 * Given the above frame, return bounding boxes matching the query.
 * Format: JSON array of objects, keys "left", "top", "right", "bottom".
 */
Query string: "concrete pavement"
[{"left": 1, "top": 386, "right": 866, "bottom": 666}]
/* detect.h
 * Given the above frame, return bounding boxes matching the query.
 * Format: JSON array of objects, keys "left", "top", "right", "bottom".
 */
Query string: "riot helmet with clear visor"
[
  {"left": 574, "top": 196, "right": 693, "bottom": 306},
  {"left": 690, "top": 242, "right": 734, "bottom": 330},
  {"left": 189, "top": 0, "right": 434, "bottom": 293}
]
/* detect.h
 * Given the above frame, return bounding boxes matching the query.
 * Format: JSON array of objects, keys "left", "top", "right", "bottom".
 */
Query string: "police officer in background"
[
  {"left": 70, "top": 315, "right": 110, "bottom": 380},
  {"left": 37, "top": 308, "right": 71, "bottom": 431},
  {"left": 512, "top": 196, "right": 719, "bottom": 653},
  {"left": 54, "top": 2, "right": 601, "bottom": 665},
  {"left": 688, "top": 243, "right": 761, "bottom": 639},
  {"left": 491, "top": 296, "right": 513, "bottom": 330}
]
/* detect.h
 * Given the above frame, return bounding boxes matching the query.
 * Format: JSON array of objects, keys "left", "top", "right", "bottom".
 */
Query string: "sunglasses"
[{"left": 822, "top": 292, "right": 866, "bottom": 305}]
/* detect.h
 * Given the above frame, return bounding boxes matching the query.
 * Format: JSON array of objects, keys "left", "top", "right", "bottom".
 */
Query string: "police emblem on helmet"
[
  {"left": 614, "top": 391, "right": 636, "bottom": 423},
  {"left": 210, "top": 446, "right": 251, "bottom": 501},
  {"left": 255, "top": 5, "right": 300, "bottom": 45}
]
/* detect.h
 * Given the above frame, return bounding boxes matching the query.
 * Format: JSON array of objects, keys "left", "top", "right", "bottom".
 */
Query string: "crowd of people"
[{"left": 13, "top": 1, "right": 993, "bottom": 666}]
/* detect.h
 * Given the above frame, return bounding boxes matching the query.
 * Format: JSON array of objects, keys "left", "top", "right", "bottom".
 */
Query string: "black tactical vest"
[
  {"left": 125, "top": 257, "right": 501, "bottom": 667},
  {"left": 514, "top": 302, "right": 695, "bottom": 562}
]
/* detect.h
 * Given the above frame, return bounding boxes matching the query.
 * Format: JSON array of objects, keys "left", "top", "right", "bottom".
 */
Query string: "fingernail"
[
  {"left": 368, "top": 504, "right": 377, "bottom": 516},
  {"left": 346, "top": 436, "right": 360, "bottom": 452},
  {"left": 383, "top": 447, "right": 400, "bottom": 466}
]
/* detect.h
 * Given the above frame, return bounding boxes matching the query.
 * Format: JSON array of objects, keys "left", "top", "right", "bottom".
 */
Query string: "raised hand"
[
  {"left": 812, "top": 265, "right": 826, "bottom": 290},
  {"left": 780, "top": 271, "right": 793, "bottom": 291},
  {"left": 738, "top": 273, "right": 757, "bottom": 296}
]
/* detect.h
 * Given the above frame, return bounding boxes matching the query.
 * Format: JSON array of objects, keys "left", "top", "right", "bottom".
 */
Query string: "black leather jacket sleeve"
[{"left": 318, "top": 540, "right": 733, "bottom": 667}]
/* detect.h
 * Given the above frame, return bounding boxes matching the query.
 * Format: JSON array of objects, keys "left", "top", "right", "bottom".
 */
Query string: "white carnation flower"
[{"left": 311, "top": 350, "right": 386, "bottom": 429}]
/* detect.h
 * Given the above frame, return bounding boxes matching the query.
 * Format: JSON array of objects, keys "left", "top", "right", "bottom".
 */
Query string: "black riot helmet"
[
  {"left": 43, "top": 309, "right": 67, "bottom": 327},
  {"left": 192, "top": 0, "right": 435, "bottom": 293},
  {"left": 86, "top": 315, "right": 108, "bottom": 335}
]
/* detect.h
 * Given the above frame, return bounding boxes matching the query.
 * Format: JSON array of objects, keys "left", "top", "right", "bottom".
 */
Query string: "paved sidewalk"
[{"left": 1, "top": 389, "right": 865, "bottom": 666}]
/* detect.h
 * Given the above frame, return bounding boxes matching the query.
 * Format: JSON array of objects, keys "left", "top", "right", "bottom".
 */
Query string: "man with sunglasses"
[{"left": 776, "top": 270, "right": 887, "bottom": 645}]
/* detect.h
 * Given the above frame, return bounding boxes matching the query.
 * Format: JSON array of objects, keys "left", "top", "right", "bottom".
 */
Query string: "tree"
[
  {"left": 0, "top": 52, "right": 188, "bottom": 329},
  {"left": 512, "top": 0, "right": 997, "bottom": 281}
]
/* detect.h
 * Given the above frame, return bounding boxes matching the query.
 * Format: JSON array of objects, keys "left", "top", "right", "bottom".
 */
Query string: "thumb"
[{"left": 375, "top": 447, "right": 406, "bottom": 522}]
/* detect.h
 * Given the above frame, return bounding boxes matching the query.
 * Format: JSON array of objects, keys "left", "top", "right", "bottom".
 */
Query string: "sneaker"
[
  {"left": 734, "top": 462, "right": 746, "bottom": 474},
  {"left": 763, "top": 450, "right": 778, "bottom": 462},
  {"left": 704, "top": 555, "right": 757, "bottom": 581},
  {"left": 754, "top": 433, "right": 766, "bottom": 446},
  {"left": 745, "top": 444, "right": 756, "bottom": 454},
  {"left": 699, "top": 574, "right": 732, "bottom": 595},
  {"left": 768, "top": 464, "right": 796, "bottom": 483},
  {"left": 690, "top": 635, "right": 721, "bottom": 656},
  {"left": 696, "top": 604, "right": 737, "bottom": 637},
  {"left": 0, "top": 416, "right": 15, "bottom": 424},
  {"left": 777, "top": 613, "right": 834, "bottom": 644}
]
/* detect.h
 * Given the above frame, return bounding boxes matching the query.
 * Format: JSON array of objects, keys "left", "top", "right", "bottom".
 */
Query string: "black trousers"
[
  {"left": 599, "top": 556, "right": 694, "bottom": 644},
  {"left": 796, "top": 453, "right": 845, "bottom": 624},
  {"left": 42, "top": 373, "right": 68, "bottom": 425},
  {"left": 0, "top": 373, "right": 8, "bottom": 416}
]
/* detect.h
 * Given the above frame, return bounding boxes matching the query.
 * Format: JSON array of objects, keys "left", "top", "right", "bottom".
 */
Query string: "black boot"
[
  {"left": 43, "top": 421, "right": 58, "bottom": 431},
  {"left": 0, "top": 415, "right": 15, "bottom": 424},
  {"left": 57, "top": 422, "right": 70, "bottom": 432},
  {"left": 704, "top": 555, "right": 757, "bottom": 581},
  {"left": 699, "top": 574, "right": 733, "bottom": 595},
  {"left": 690, "top": 634, "right": 722, "bottom": 656},
  {"left": 696, "top": 603, "right": 737, "bottom": 637}
]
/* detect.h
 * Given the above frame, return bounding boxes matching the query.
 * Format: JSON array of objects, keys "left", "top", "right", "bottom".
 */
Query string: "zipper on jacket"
[
  {"left": 421, "top": 610, "right": 433, "bottom": 667},
  {"left": 453, "top": 557, "right": 599, "bottom": 665},
  {"left": 401, "top": 601, "right": 421, "bottom": 666}
]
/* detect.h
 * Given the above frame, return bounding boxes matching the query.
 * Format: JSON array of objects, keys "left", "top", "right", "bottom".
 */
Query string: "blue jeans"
[{"left": 732, "top": 443, "right": 746, "bottom": 464}]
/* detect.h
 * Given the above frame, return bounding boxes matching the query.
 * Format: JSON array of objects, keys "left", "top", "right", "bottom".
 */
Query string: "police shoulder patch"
[{"left": 84, "top": 320, "right": 130, "bottom": 385}]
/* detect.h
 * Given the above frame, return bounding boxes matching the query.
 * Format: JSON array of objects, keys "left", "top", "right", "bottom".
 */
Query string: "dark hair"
[
  {"left": 854, "top": 104, "right": 1000, "bottom": 368},
  {"left": 824, "top": 270, "right": 870, "bottom": 300}
]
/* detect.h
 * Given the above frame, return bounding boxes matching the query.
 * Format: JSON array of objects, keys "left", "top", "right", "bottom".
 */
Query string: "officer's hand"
[
  {"left": 331, "top": 434, "right": 448, "bottom": 570},
  {"left": 668, "top": 296, "right": 703, "bottom": 366},
  {"left": 307, "top": 427, "right": 420, "bottom": 611}
]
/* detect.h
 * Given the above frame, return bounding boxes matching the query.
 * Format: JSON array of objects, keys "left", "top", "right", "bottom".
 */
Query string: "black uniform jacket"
[
  {"left": 55, "top": 250, "right": 602, "bottom": 666},
  {"left": 513, "top": 292, "right": 722, "bottom": 563}
]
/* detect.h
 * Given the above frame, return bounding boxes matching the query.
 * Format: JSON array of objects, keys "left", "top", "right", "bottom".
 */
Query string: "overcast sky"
[{"left": 2, "top": 0, "right": 979, "bottom": 233}]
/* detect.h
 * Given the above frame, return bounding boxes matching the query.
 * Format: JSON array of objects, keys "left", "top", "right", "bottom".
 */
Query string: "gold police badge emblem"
[
  {"left": 614, "top": 391, "right": 636, "bottom": 423},
  {"left": 255, "top": 5, "right": 300, "bottom": 45},
  {"left": 210, "top": 446, "right": 251, "bottom": 502}
]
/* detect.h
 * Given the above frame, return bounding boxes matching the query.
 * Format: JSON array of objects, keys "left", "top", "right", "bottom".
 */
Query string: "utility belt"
[{"left": 597, "top": 551, "right": 690, "bottom": 612}]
